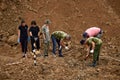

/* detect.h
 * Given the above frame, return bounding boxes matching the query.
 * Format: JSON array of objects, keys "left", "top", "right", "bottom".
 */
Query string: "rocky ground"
[{"left": 0, "top": 0, "right": 120, "bottom": 80}]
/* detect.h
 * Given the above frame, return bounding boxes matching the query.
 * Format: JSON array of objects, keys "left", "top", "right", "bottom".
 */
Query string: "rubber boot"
[{"left": 90, "top": 61, "right": 97, "bottom": 67}]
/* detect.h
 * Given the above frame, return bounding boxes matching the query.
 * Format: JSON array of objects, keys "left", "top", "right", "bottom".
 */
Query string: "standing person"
[
  {"left": 80, "top": 37, "right": 102, "bottom": 67},
  {"left": 18, "top": 20, "right": 28, "bottom": 58},
  {"left": 82, "top": 27, "right": 103, "bottom": 39},
  {"left": 42, "top": 19, "right": 51, "bottom": 57},
  {"left": 51, "top": 31, "right": 71, "bottom": 57},
  {"left": 29, "top": 20, "right": 40, "bottom": 53}
]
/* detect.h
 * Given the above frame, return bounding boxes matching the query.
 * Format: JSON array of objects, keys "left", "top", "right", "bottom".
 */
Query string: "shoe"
[
  {"left": 36, "top": 50, "right": 41, "bottom": 54},
  {"left": 59, "top": 55, "right": 64, "bottom": 57},
  {"left": 52, "top": 53, "right": 56, "bottom": 57},
  {"left": 25, "top": 54, "right": 28, "bottom": 58},
  {"left": 44, "top": 55, "right": 48, "bottom": 58},
  {"left": 22, "top": 54, "right": 25, "bottom": 58},
  {"left": 31, "top": 52, "right": 34, "bottom": 56},
  {"left": 89, "top": 61, "right": 97, "bottom": 67}
]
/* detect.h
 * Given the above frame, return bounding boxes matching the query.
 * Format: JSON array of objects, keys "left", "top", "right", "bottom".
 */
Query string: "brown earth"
[{"left": 0, "top": 0, "right": 120, "bottom": 80}]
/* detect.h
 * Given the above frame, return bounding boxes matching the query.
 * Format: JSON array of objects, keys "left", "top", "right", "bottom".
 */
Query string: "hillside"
[{"left": 0, "top": 0, "right": 120, "bottom": 80}]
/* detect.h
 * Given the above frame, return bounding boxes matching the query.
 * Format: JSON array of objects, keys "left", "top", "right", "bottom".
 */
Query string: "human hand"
[
  {"left": 17, "top": 38, "right": 20, "bottom": 43},
  {"left": 90, "top": 49, "right": 94, "bottom": 53},
  {"left": 44, "top": 40, "right": 47, "bottom": 44},
  {"left": 59, "top": 46, "right": 62, "bottom": 50},
  {"left": 34, "top": 37, "right": 38, "bottom": 41},
  {"left": 65, "top": 46, "right": 69, "bottom": 50},
  {"left": 28, "top": 36, "right": 30, "bottom": 42}
]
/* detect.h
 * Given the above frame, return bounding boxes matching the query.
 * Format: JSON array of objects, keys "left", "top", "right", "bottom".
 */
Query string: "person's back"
[
  {"left": 86, "top": 37, "right": 102, "bottom": 45},
  {"left": 85, "top": 27, "right": 101, "bottom": 37},
  {"left": 29, "top": 20, "right": 40, "bottom": 52},
  {"left": 29, "top": 26, "right": 39, "bottom": 37},
  {"left": 52, "top": 31, "right": 67, "bottom": 40},
  {"left": 19, "top": 25, "right": 28, "bottom": 40}
]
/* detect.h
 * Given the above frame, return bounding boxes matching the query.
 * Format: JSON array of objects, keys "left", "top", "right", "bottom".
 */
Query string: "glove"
[
  {"left": 59, "top": 46, "right": 62, "bottom": 50},
  {"left": 33, "top": 49, "right": 36, "bottom": 53},
  {"left": 44, "top": 40, "right": 48, "bottom": 44},
  {"left": 90, "top": 49, "right": 94, "bottom": 53},
  {"left": 17, "top": 38, "right": 20, "bottom": 43},
  {"left": 65, "top": 46, "right": 69, "bottom": 50},
  {"left": 34, "top": 37, "right": 38, "bottom": 41},
  {"left": 28, "top": 36, "right": 30, "bottom": 42}
]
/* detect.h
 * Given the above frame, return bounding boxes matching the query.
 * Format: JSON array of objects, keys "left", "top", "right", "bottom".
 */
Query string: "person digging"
[
  {"left": 80, "top": 37, "right": 102, "bottom": 67},
  {"left": 51, "top": 31, "right": 71, "bottom": 57}
]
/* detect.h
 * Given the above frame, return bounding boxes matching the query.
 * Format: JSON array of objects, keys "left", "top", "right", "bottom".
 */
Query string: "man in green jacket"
[
  {"left": 51, "top": 31, "right": 71, "bottom": 57},
  {"left": 80, "top": 37, "right": 102, "bottom": 67}
]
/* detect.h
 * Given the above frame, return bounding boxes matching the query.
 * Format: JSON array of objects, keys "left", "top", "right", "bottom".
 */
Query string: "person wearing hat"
[
  {"left": 80, "top": 37, "right": 102, "bottom": 67},
  {"left": 29, "top": 20, "right": 40, "bottom": 53},
  {"left": 51, "top": 31, "right": 71, "bottom": 57},
  {"left": 82, "top": 27, "right": 103, "bottom": 39},
  {"left": 42, "top": 19, "right": 51, "bottom": 57},
  {"left": 18, "top": 20, "right": 28, "bottom": 58}
]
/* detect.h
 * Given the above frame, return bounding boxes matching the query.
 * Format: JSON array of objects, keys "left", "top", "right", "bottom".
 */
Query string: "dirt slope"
[{"left": 0, "top": 0, "right": 120, "bottom": 80}]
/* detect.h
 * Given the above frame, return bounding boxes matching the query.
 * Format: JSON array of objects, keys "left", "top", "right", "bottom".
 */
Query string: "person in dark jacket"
[
  {"left": 18, "top": 20, "right": 28, "bottom": 58},
  {"left": 29, "top": 20, "right": 40, "bottom": 52}
]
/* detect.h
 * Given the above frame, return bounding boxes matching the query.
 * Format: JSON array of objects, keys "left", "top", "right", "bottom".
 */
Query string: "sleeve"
[
  {"left": 86, "top": 39, "right": 92, "bottom": 45},
  {"left": 26, "top": 25, "right": 28, "bottom": 29},
  {"left": 42, "top": 26, "right": 45, "bottom": 33},
  {"left": 37, "top": 26, "right": 40, "bottom": 32},
  {"left": 29, "top": 27, "right": 32, "bottom": 32}
]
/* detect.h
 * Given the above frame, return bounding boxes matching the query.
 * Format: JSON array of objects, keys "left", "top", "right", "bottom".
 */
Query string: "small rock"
[
  {"left": 90, "top": 9, "right": 95, "bottom": 12},
  {"left": 0, "top": 12, "right": 2, "bottom": 16},
  {"left": 77, "top": 14, "right": 83, "bottom": 18},
  {"left": 106, "top": 22, "right": 112, "bottom": 26},
  {"left": 0, "top": 3, "right": 7, "bottom": 11},
  {"left": 18, "top": 0, "right": 22, "bottom": 2},
  {"left": 82, "top": 21, "right": 86, "bottom": 24},
  {"left": 7, "top": 34, "right": 18, "bottom": 45},
  {"left": 11, "top": 5, "right": 17, "bottom": 10}
]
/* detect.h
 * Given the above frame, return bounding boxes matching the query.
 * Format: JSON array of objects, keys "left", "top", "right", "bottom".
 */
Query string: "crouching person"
[
  {"left": 82, "top": 27, "right": 103, "bottom": 39},
  {"left": 29, "top": 20, "right": 40, "bottom": 53},
  {"left": 18, "top": 20, "right": 28, "bottom": 58},
  {"left": 51, "top": 31, "right": 71, "bottom": 57},
  {"left": 80, "top": 37, "right": 102, "bottom": 67}
]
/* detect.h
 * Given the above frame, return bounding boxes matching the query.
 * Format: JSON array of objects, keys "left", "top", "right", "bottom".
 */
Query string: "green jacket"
[
  {"left": 86, "top": 37, "right": 102, "bottom": 46},
  {"left": 51, "top": 31, "right": 67, "bottom": 40}
]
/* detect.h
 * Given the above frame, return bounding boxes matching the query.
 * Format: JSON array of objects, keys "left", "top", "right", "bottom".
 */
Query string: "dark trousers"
[
  {"left": 31, "top": 37, "right": 40, "bottom": 51},
  {"left": 20, "top": 39, "right": 28, "bottom": 54},
  {"left": 51, "top": 35, "right": 62, "bottom": 56}
]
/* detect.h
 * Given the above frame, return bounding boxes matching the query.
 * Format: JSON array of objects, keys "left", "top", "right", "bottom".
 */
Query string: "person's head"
[
  {"left": 31, "top": 20, "right": 37, "bottom": 26},
  {"left": 80, "top": 39, "right": 86, "bottom": 45},
  {"left": 21, "top": 20, "right": 26, "bottom": 26},
  {"left": 83, "top": 32, "right": 89, "bottom": 38},
  {"left": 44, "top": 19, "right": 51, "bottom": 25},
  {"left": 65, "top": 34, "right": 71, "bottom": 41}
]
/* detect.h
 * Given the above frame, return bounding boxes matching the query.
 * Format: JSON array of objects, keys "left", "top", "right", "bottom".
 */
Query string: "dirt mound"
[{"left": 0, "top": 0, "right": 120, "bottom": 80}]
